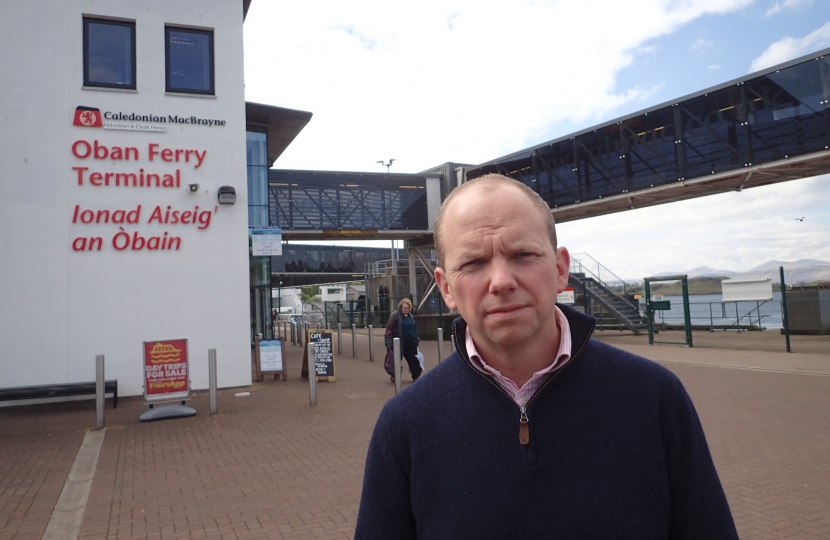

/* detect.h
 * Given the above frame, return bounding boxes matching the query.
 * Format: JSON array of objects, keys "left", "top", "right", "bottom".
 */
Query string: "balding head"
[{"left": 433, "top": 174, "right": 557, "bottom": 266}]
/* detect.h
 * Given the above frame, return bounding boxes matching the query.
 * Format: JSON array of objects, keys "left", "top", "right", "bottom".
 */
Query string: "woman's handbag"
[{"left": 383, "top": 347, "right": 396, "bottom": 376}]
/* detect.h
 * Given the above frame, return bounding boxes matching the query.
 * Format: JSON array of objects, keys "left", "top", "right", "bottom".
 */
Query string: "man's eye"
[{"left": 461, "top": 259, "right": 482, "bottom": 269}]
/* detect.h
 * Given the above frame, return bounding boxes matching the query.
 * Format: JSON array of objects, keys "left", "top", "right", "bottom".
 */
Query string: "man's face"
[{"left": 435, "top": 185, "right": 570, "bottom": 354}]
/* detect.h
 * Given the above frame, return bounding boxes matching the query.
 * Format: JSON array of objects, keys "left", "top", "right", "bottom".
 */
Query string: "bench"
[{"left": 0, "top": 380, "right": 118, "bottom": 408}]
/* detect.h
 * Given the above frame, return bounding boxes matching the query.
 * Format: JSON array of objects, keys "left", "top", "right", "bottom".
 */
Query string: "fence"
[{"left": 645, "top": 266, "right": 830, "bottom": 354}]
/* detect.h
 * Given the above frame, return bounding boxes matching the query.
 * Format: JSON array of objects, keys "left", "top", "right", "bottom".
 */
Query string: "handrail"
[
  {"left": 570, "top": 252, "right": 629, "bottom": 296},
  {"left": 364, "top": 257, "right": 438, "bottom": 278}
]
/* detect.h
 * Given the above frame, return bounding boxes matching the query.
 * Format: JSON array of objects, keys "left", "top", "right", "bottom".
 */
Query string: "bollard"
[
  {"left": 290, "top": 322, "right": 295, "bottom": 344},
  {"left": 450, "top": 332, "right": 456, "bottom": 354},
  {"left": 95, "top": 354, "right": 105, "bottom": 429},
  {"left": 299, "top": 324, "right": 304, "bottom": 347},
  {"left": 437, "top": 327, "right": 444, "bottom": 364},
  {"left": 393, "top": 338, "right": 402, "bottom": 395},
  {"left": 351, "top": 324, "right": 357, "bottom": 358},
  {"left": 208, "top": 348, "right": 218, "bottom": 415},
  {"left": 337, "top": 323, "right": 342, "bottom": 355},
  {"left": 368, "top": 325, "right": 374, "bottom": 362},
  {"left": 307, "top": 342, "right": 317, "bottom": 406}
]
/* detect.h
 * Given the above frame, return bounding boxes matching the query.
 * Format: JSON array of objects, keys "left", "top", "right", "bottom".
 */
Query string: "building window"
[
  {"left": 165, "top": 27, "right": 214, "bottom": 95},
  {"left": 83, "top": 18, "right": 136, "bottom": 89},
  {"left": 246, "top": 130, "right": 269, "bottom": 227}
]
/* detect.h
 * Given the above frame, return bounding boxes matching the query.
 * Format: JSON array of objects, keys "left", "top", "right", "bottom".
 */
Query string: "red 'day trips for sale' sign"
[{"left": 143, "top": 338, "right": 190, "bottom": 401}]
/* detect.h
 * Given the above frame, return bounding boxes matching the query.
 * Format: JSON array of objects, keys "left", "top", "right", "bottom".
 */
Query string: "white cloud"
[
  {"left": 243, "top": 0, "right": 756, "bottom": 173},
  {"left": 708, "top": 64, "right": 722, "bottom": 70},
  {"left": 691, "top": 38, "right": 713, "bottom": 50},
  {"left": 765, "top": 0, "right": 812, "bottom": 17},
  {"left": 749, "top": 22, "right": 830, "bottom": 72}
]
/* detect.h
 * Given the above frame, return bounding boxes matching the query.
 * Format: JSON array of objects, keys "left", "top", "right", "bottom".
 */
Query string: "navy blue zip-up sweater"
[{"left": 355, "top": 305, "right": 738, "bottom": 539}]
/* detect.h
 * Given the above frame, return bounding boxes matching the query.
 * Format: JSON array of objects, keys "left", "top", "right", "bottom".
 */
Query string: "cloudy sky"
[{"left": 243, "top": 0, "right": 830, "bottom": 279}]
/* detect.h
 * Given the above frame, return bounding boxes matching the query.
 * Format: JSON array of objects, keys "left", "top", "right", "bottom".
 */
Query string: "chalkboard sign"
[{"left": 302, "top": 330, "right": 336, "bottom": 382}]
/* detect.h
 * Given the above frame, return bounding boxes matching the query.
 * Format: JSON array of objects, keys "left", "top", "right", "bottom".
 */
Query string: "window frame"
[
  {"left": 83, "top": 17, "right": 137, "bottom": 90},
  {"left": 165, "top": 26, "right": 215, "bottom": 96}
]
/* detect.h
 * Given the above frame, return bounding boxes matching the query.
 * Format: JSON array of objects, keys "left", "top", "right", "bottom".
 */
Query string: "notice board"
[
  {"left": 302, "top": 330, "right": 336, "bottom": 382},
  {"left": 143, "top": 338, "right": 190, "bottom": 403},
  {"left": 257, "top": 338, "right": 287, "bottom": 381}
]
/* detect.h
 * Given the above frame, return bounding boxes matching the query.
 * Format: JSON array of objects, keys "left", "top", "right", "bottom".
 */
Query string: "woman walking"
[{"left": 384, "top": 298, "right": 422, "bottom": 382}]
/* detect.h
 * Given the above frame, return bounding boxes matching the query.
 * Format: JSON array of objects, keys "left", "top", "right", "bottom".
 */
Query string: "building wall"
[{"left": 0, "top": 1, "right": 250, "bottom": 396}]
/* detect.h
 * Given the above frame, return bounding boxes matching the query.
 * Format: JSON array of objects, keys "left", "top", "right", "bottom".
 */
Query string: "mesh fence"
[{"left": 645, "top": 267, "right": 830, "bottom": 354}]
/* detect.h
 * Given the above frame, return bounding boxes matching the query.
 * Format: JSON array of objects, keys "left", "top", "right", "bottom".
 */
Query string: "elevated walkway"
[{"left": 466, "top": 47, "right": 830, "bottom": 223}]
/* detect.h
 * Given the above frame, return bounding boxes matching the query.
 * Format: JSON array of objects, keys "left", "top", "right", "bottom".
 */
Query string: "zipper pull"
[{"left": 519, "top": 406, "right": 530, "bottom": 445}]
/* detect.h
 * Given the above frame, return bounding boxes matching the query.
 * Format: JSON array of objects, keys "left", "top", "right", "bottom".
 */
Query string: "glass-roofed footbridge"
[
  {"left": 270, "top": 47, "right": 830, "bottom": 238},
  {"left": 251, "top": 47, "right": 830, "bottom": 338}
]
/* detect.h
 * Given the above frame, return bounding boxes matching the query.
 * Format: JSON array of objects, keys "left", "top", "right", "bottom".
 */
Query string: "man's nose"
[{"left": 488, "top": 259, "right": 518, "bottom": 294}]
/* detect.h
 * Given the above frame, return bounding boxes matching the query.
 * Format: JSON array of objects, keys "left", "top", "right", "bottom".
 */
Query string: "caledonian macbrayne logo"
[
  {"left": 148, "top": 342, "right": 184, "bottom": 364},
  {"left": 73, "top": 106, "right": 103, "bottom": 128}
]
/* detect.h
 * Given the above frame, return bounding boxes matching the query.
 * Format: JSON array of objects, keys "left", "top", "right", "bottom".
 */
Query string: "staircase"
[{"left": 569, "top": 253, "right": 648, "bottom": 335}]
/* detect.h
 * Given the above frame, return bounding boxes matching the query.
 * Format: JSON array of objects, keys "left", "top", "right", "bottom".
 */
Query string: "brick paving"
[{"left": 1, "top": 329, "right": 829, "bottom": 539}]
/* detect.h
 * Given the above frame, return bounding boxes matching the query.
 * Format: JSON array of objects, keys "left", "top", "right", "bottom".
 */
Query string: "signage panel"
[
  {"left": 143, "top": 338, "right": 190, "bottom": 402},
  {"left": 309, "top": 331, "right": 335, "bottom": 379},
  {"left": 557, "top": 287, "right": 575, "bottom": 304},
  {"left": 260, "top": 339, "right": 283, "bottom": 372},
  {"left": 251, "top": 227, "right": 282, "bottom": 256}
]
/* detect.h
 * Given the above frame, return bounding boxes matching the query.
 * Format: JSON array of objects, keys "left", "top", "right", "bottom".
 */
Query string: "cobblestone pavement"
[{"left": 1, "top": 329, "right": 829, "bottom": 539}]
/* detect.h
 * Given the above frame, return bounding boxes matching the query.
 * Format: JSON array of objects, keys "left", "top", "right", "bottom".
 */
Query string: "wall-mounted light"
[
  {"left": 188, "top": 183, "right": 200, "bottom": 193},
  {"left": 218, "top": 186, "right": 236, "bottom": 204}
]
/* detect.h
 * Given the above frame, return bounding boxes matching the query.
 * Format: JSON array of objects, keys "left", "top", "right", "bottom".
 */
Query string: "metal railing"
[
  {"left": 641, "top": 266, "right": 830, "bottom": 354},
  {"left": 569, "top": 252, "right": 630, "bottom": 295},
  {"left": 365, "top": 257, "right": 438, "bottom": 279}
]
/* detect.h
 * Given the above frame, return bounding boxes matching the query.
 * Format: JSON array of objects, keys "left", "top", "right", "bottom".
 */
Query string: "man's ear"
[
  {"left": 434, "top": 267, "right": 458, "bottom": 310},
  {"left": 555, "top": 247, "right": 571, "bottom": 294}
]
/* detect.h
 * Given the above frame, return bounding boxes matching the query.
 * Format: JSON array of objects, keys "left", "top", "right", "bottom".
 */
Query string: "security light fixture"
[{"left": 217, "top": 186, "right": 236, "bottom": 204}]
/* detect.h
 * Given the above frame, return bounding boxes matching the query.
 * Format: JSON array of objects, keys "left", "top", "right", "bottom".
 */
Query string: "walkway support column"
[{"left": 408, "top": 249, "right": 418, "bottom": 310}]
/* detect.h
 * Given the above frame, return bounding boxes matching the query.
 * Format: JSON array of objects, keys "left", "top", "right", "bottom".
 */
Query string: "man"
[{"left": 355, "top": 174, "right": 738, "bottom": 539}]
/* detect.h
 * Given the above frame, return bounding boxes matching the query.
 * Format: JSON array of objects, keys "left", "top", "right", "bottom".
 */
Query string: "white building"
[{"left": 0, "top": 1, "right": 310, "bottom": 398}]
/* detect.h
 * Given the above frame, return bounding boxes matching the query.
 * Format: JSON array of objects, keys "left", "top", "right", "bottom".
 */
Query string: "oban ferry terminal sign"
[{"left": 69, "top": 105, "right": 227, "bottom": 254}]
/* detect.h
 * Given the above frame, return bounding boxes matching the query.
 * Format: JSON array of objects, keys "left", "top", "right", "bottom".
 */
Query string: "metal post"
[
  {"left": 299, "top": 324, "right": 304, "bottom": 347},
  {"left": 780, "top": 266, "right": 791, "bottom": 353},
  {"left": 368, "top": 325, "right": 374, "bottom": 361},
  {"left": 450, "top": 331, "right": 456, "bottom": 354},
  {"left": 208, "top": 348, "right": 218, "bottom": 415},
  {"left": 393, "top": 337, "right": 402, "bottom": 395},
  {"left": 645, "top": 280, "right": 654, "bottom": 345},
  {"left": 307, "top": 343, "right": 317, "bottom": 406},
  {"left": 95, "top": 354, "right": 105, "bottom": 429},
  {"left": 681, "top": 276, "right": 693, "bottom": 347},
  {"left": 337, "top": 323, "right": 342, "bottom": 355},
  {"left": 351, "top": 323, "right": 356, "bottom": 358},
  {"left": 437, "top": 327, "right": 444, "bottom": 363}
]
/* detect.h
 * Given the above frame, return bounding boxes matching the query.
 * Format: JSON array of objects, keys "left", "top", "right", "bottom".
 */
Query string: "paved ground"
[{"left": 1, "top": 329, "right": 829, "bottom": 539}]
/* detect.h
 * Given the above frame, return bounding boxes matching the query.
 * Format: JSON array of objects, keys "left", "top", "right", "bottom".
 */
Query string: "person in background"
[
  {"left": 355, "top": 174, "right": 737, "bottom": 539},
  {"left": 384, "top": 298, "right": 422, "bottom": 383}
]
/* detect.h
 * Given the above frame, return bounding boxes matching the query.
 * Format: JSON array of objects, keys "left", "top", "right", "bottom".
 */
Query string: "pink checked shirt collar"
[{"left": 465, "top": 306, "right": 572, "bottom": 407}]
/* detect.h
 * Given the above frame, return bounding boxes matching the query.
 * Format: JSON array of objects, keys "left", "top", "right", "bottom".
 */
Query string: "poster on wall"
[
  {"left": 251, "top": 227, "right": 282, "bottom": 256},
  {"left": 143, "top": 338, "right": 190, "bottom": 402}
]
